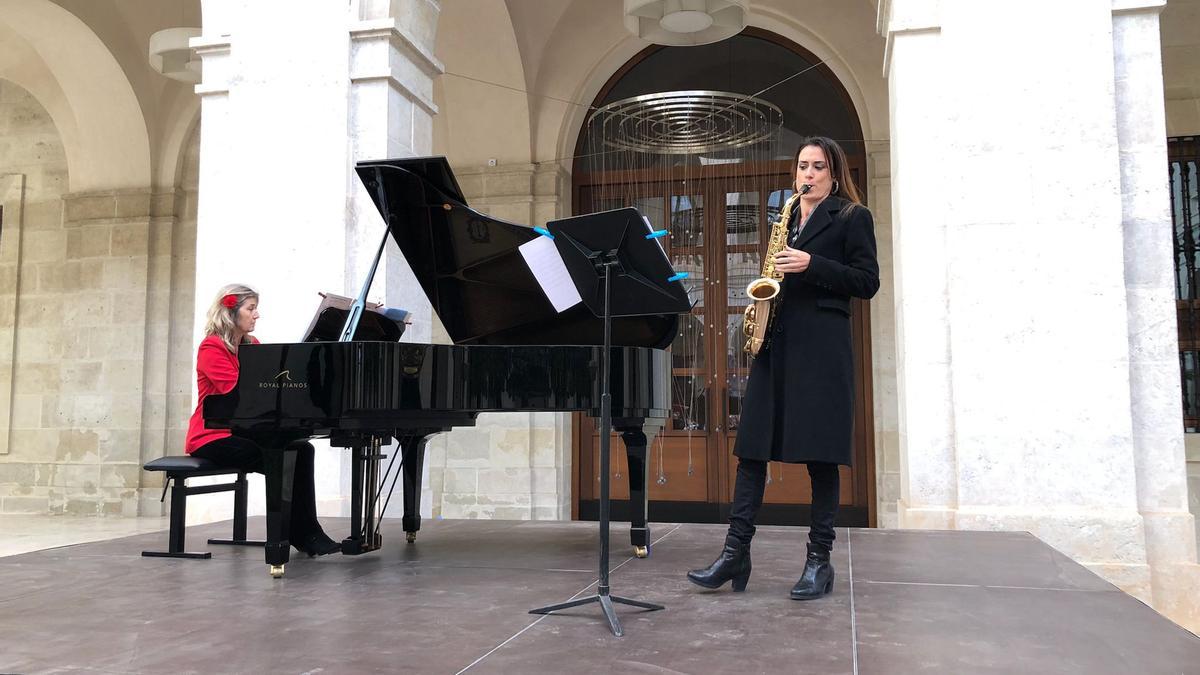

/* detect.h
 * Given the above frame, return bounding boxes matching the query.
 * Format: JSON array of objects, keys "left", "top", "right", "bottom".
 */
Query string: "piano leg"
[
  {"left": 401, "top": 434, "right": 430, "bottom": 543},
  {"left": 363, "top": 437, "right": 383, "bottom": 552},
  {"left": 263, "top": 444, "right": 298, "bottom": 577},
  {"left": 337, "top": 435, "right": 392, "bottom": 555},
  {"left": 617, "top": 423, "right": 650, "bottom": 558}
]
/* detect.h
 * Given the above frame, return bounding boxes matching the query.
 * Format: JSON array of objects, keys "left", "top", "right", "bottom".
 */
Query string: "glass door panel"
[
  {"left": 725, "top": 312, "right": 750, "bottom": 432},
  {"left": 725, "top": 191, "right": 760, "bottom": 245},
  {"left": 668, "top": 193, "right": 706, "bottom": 435},
  {"left": 723, "top": 190, "right": 761, "bottom": 447},
  {"left": 670, "top": 194, "right": 704, "bottom": 246},
  {"left": 669, "top": 313, "right": 707, "bottom": 432},
  {"left": 766, "top": 187, "right": 794, "bottom": 224},
  {"left": 634, "top": 195, "right": 665, "bottom": 231}
]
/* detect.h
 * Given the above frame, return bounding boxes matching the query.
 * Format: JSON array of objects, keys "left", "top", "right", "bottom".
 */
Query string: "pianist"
[{"left": 185, "top": 284, "right": 341, "bottom": 557}]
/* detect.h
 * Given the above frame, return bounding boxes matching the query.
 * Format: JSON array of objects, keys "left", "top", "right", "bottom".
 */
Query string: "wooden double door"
[{"left": 573, "top": 163, "right": 875, "bottom": 527}]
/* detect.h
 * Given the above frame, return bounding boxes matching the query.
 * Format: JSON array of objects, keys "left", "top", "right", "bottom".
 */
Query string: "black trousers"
[
  {"left": 192, "top": 435, "right": 325, "bottom": 541},
  {"left": 728, "top": 457, "right": 840, "bottom": 554}
]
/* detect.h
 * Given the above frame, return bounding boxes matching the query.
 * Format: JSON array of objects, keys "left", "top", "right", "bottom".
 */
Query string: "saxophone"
[{"left": 742, "top": 184, "right": 810, "bottom": 357}]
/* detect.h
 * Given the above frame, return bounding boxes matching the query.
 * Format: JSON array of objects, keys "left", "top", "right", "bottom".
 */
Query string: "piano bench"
[{"left": 141, "top": 456, "right": 265, "bottom": 560}]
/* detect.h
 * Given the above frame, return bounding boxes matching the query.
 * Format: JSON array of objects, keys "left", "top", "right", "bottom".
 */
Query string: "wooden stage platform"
[{"left": 1, "top": 519, "right": 1196, "bottom": 673}]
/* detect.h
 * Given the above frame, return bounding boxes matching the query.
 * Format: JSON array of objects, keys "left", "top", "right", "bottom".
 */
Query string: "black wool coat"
[{"left": 734, "top": 195, "right": 880, "bottom": 466}]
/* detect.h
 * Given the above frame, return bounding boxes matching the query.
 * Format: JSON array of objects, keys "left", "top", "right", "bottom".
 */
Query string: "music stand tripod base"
[
  {"left": 529, "top": 589, "right": 663, "bottom": 638},
  {"left": 528, "top": 208, "right": 687, "bottom": 637}
]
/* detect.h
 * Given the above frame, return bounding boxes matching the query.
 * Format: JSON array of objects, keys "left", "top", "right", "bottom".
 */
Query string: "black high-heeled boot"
[
  {"left": 790, "top": 544, "right": 834, "bottom": 600},
  {"left": 686, "top": 535, "right": 752, "bottom": 592}
]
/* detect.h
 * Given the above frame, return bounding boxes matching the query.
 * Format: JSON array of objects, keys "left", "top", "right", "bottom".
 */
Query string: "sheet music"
[{"left": 519, "top": 235, "right": 582, "bottom": 313}]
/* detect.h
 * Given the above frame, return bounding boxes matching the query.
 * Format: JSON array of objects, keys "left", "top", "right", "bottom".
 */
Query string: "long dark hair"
[{"left": 793, "top": 136, "right": 863, "bottom": 213}]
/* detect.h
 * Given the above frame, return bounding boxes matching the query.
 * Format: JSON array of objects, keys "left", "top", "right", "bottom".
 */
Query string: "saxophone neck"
[
  {"left": 759, "top": 189, "right": 806, "bottom": 280},
  {"left": 781, "top": 190, "right": 803, "bottom": 219}
]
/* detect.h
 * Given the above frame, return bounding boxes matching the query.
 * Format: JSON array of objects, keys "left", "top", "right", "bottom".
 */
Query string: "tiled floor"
[
  {"left": 0, "top": 514, "right": 170, "bottom": 557},
  {"left": 1, "top": 519, "right": 1197, "bottom": 674}
]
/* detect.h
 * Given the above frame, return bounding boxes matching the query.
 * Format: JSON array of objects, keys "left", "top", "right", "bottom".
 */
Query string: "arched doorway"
[{"left": 572, "top": 28, "right": 876, "bottom": 527}]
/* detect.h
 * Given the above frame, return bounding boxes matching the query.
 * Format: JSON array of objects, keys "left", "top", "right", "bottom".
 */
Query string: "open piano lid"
[{"left": 355, "top": 157, "right": 680, "bottom": 348}]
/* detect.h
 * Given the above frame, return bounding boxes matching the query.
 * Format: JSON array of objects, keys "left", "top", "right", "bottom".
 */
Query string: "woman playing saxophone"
[{"left": 687, "top": 136, "right": 880, "bottom": 600}]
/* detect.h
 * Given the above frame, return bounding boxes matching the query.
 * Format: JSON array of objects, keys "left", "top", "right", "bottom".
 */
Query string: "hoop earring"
[{"left": 832, "top": 180, "right": 840, "bottom": 195}]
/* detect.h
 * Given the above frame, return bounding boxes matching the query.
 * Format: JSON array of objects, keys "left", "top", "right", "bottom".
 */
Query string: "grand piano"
[{"left": 204, "top": 157, "right": 683, "bottom": 577}]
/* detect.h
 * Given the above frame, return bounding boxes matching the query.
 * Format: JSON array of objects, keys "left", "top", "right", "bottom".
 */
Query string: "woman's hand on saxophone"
[{"left": 774, "top": 245, "right": 811, "bottom": 274}]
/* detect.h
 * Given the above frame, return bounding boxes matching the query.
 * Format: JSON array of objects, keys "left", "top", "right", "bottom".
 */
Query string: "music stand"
[{"left": 529, "top": 208, "right": 690, "bottom": 637}]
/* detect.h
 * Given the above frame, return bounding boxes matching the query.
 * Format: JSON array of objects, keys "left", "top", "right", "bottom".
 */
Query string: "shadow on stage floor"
[{"left": 1, "top": 519, "right": 1197, "bottom": 674}]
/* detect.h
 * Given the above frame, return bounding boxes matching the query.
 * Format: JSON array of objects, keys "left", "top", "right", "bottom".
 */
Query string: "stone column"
[
  {"left": 0, "top": 174, "right": 25, "bottom": 462},
  {"left": 192, "top": 2, "right": 352, "bottom": 344},
  {"left": 1113, "top": 0, "right": 1200, "bottom": 630},
  {"left": 60, "top": 188, "right": 153, "bottom": 516},
  {"left": 349, "top": 0, "right": 444, "bottom": 345},
  {"left": 883, "top": 0, "right": 959, "bottom": 532},
  {"left": 334, "top": 0, "right": 443, "bottom": 519},
  {"left": 866, "top": 141, "right": 901, "bottom": 528},
  {"left": 886, "top": 0, "right": 1160, "bottom": 598},
  {"left": 185, "top": 16, "right": 255, "bottom": 524},
  {"left": 193, "top": 0, "right": 442, "bottom": 520},
  {"left": 136, "top": 187, "right": 185, "bottom": 516}
]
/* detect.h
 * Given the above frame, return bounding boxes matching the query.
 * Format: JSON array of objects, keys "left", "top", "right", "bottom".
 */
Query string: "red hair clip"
[{"left": 220, "top": 294, "right": 239, "bottom": 309}]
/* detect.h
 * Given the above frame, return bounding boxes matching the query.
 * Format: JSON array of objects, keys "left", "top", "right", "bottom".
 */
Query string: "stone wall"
[
  {"left": 0, "top": 80, "right": 160, "bottom": 516},
  {"left": 0, "top": 80, "right": 69, "bottom": 513},
  {"left": 883, "top": 0, "right": 1200, "bottom": 632},
  {"left": 0, "top": 79, "right": 199, "bottom": 518},
  {"left": 421, "top": 162, "right": 574, "bottom": 521}
]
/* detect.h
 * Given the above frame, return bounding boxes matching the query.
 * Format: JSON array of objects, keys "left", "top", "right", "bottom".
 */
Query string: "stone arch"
[
  {"left": 159, "top": 95, "right": 202, "bottom": 191},
  {"left": 0, "top": 0, "right": 151, "bottom": 192},
  {"left": 539, "top": 7, "right": 886, "bottom": 173}
]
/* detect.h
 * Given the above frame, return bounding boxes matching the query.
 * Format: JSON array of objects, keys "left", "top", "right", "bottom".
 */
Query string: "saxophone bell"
[
  {"left": 742, "top": 188, "right": 806, "bottom": 356},
  {"left": 749, "top": 184, "right": 810, "bottom": 302},
  {"left": 746, "top": 277, "right": 780, "bottom": 302}
]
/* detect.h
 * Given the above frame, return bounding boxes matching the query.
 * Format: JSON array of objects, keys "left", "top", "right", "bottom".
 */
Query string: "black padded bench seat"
[{"left": 142, "top": 456, "right": 264, "bottom": 559}]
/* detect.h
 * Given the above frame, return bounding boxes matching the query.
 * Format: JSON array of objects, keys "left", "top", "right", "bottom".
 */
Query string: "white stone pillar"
[
  {"left": 886, "top": 0, "right": 1154, "bottom": 592},
  {"left": 883, "top": 0, "right": 958, "bottom": 531},
  {"left": 192, "top": 0, "right": 441, "bottom": 521},
  {"left": 1112, "top": 0, "right": 1200, "bottom": 629},
  {"left": 338, "top": 0, "right": 443, "bottom": 519},
  {"left": 866, "top": 141, "right": 901, "bottom": 528},
  {"left": 193, "top": 2, "right": 351, "bottom": 344},
  {"left": 348, "top": 0, "right": 443, "bottom": 345}
]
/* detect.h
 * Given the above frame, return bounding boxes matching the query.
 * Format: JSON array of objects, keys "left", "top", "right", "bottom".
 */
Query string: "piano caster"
[
  {"left": 406, "top": 531, "right": 416, "bottom": 543},
  {"left": 269, "top": 564, "right": 285, "bottom": 578},
  {"left": 634, "top": 546, "right": 648, "bottom": 558}
]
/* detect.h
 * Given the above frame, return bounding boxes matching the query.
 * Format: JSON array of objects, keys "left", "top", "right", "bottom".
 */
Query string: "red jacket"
[{"left": 185, "top": 334, "right": 258, "bottom": 454}]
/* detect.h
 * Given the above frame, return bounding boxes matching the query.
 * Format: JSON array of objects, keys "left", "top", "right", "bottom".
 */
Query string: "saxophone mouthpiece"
[{"left": 799, "top": 184, "right": 813, "bottom": 195}]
